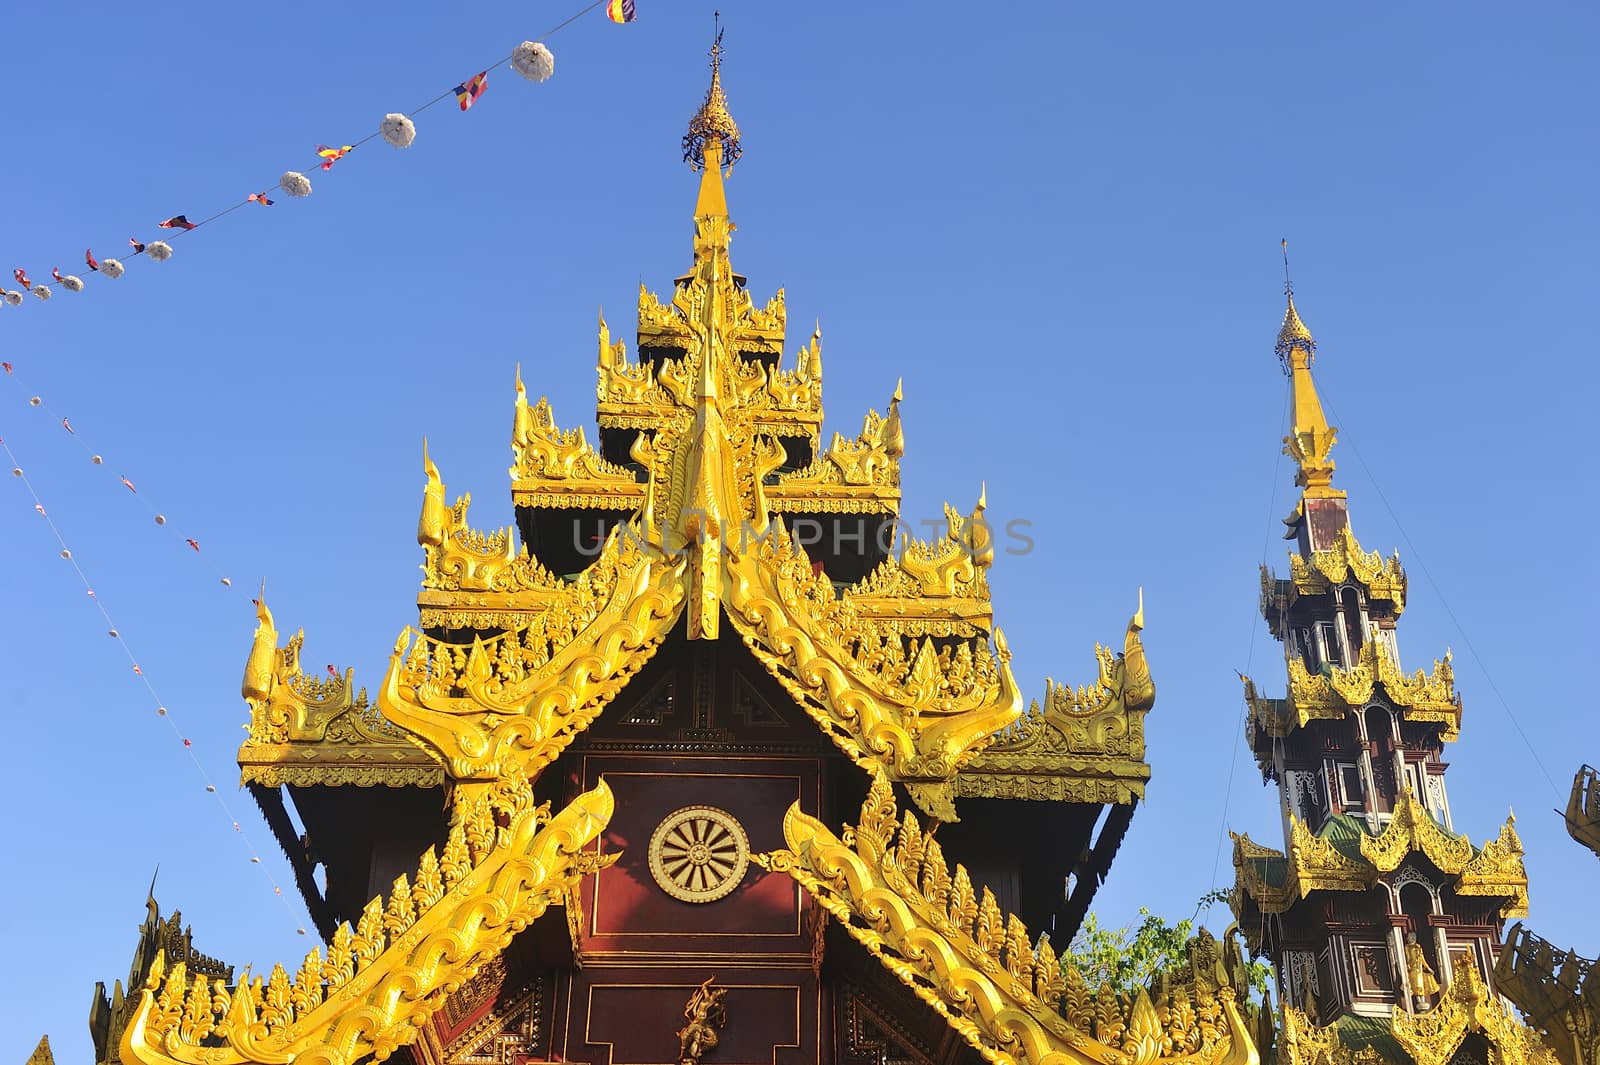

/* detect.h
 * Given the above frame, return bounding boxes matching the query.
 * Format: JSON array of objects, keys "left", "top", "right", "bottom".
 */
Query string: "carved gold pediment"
[
  {"left": 767, "top": 390, "right": 902, "bottom": 515},
  {"left": 958, "top": 600, "right": 1154, "bottom": 806},
  {"left": 120, "top": 777, "right": 614, "bottom": 1065},
  {"left": 1564, "top": 764, "right": 1600, "bottom": 859},
  {"left": 725, "top": 521, "right": 1021, "bottom": 790},
  {"left": 509, "top": 378, "right": 643, "bottom": 510},
  {"left": 1390, "top": 964, "right": 1557, "bottom": 1065},
  {"left": 1247, "top": 640, "right": 1459, "bottom": 739},
  {"left": 756, "top": 772, "right": 1263, "bottom": 1065},
  {"left": 238, "top": 600, "right": 441, "bottom": 789},
  {"left": 380, "top": 527, "right": 686, "bottom": 781},
  {"left": 1284, "top": 525, "right": 1407, "bottom": 610}
]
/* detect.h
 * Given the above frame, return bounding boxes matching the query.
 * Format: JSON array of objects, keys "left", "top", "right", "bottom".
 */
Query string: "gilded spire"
[
  {"left": 1277, "top": 287, "right": 1342, "bottom": 498},
  {"left": 1275, "top": 295, "right": 1316, "bottom": 369},
  {"left": 682, "top": 19, "right": 741, "bottom": 173}
]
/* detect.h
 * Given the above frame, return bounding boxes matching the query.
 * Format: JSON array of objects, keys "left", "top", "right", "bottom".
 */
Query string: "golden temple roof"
[{"left": 198, "top": 48, "right": 1165, "bottom": 1064}]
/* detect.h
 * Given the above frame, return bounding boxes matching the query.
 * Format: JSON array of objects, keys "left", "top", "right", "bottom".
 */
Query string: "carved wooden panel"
[
  {"left": 570, "top": 754, "right": 821, "bottom": 961},
  {"left": 551, "top": 968, "right": 817, "bottom": 1065}
]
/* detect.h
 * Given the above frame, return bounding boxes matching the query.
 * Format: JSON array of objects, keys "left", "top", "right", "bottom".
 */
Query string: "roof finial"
[
  {"left": 683, "top": 13, "right": 741, "bottom": 173},
  {"left": 1275, "top": 238, "right": 1315, "bottom": 373}
]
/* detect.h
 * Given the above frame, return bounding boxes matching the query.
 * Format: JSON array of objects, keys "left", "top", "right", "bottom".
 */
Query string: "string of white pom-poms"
[
  {"left": 0, "top": 429, "right": 310, "bottom": 935},
  {"left": 2, "top": 0, "right": 613, "bottom": 310}
]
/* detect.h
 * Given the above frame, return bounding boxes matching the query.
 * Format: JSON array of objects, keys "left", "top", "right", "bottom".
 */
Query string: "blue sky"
[{"left": 2, "top": 2, "right": 1595, "bottom": 1057}]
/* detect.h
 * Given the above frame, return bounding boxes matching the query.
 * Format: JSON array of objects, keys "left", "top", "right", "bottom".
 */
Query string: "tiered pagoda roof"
[
  {"left": 1230, "top": 289, "right": 1540, "bottom": 1065},
  {"left": 103, "top": 43, "right": 1205, "bottom": 1065}
]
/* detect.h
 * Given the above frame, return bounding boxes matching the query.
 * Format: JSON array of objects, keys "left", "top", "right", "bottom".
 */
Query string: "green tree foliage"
[{"left": 1064, "top": 890, "right": 1274, "bottom": 1001}]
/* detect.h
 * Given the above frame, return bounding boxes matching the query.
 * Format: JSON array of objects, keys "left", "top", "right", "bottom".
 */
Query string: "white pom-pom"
[
  {"left": 2, "top": 290, "right": 21, "bottom": 306},
  {"left": 101, "top": 258, "right": 125, "bottom": 279},
  {"left": 281, "top": 171, "right": 312, "bottom": 198},
  {"left": 147, "top": 241, "right": 173, "bottom": 262},
  {"left": 62, "top": 274, "right": 84, "bottom": 292},
  {"left": 512, "top": 41, "right": 555, "bottom": 83},
  {"left": 381, "top": 113, "right": 416, "bottom": 148},
  {"left": 32, "top": 285, "right": 51, "bottom": 300}
]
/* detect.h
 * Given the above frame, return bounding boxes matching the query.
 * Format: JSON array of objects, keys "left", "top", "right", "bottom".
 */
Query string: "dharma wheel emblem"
[{"left": 648, "top": 805, "right": 749, "bottom": 903}]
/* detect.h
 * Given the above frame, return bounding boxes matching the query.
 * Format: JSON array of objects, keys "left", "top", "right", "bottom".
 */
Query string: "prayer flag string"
[
  {"left": 1, "top": 430, "right": 308, "bottom": 934},
  {"left": 0, "top": 0, "right": 620, "bottom": 313}
]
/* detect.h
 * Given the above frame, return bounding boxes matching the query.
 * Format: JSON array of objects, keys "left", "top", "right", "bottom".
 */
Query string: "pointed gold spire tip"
[{"left": 683, "top": 17, "right": 741, "bottom": 172}]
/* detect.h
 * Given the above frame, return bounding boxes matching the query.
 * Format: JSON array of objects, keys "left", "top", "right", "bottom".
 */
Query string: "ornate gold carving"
[
  {"left": 648, "top": 805, "right": 750, "bottom": 903},
  {"left": 676, "top": 977, "right": 729, "bottom": 1065},
  {"left": 756, "top": 772, "right": 1262, "bottom": 1065},
  {"left": 1282, "top": 525, "right": 1407, "bottom": 610},
  {"left": 1456, "top": 811, "right": 1531, "bottom": 917},
  {"left": 1235, "top": 796, "right": 1528, "bottom": 918},
  {"left": 724, "top": 520, "right": 1022, "bottom": 792},
  {"left": 379, "top": 528, "right": 686, "bottom": 781},
  {"left": 959, "top": 597, "right": 1154, "bottom": 805},
  {"left": 1564, "top": 764, "right": 1600, "bottom": 859},
  {"left": 1246, "top": 638, "right": 1460, "bottom": 741},
  {"left": 238, "top": 598, "right": 441, "bottom": 789},
  {"left": 120, "top": 778, "right": 614, "bottom": 1065},
  {"left": 1390, "top": 964, "right": 1558, "bottom": 1065},
  {"left": 767, "top": 391, "right": 902, "bottom": 513},
  {"left": 1278, "top": 298, "right": 1342, "bottom": 500},
  {"left": 1495, "top": 923, "right": 1598, "bottom": 1065},
  {"left": 1360, "top": 789, "right": 1474, "bottom": 873}
]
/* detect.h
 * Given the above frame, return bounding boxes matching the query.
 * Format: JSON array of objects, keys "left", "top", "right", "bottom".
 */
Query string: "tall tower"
[{"left": 1231, "top": 285, "right": 1531, "bottom": 1046}]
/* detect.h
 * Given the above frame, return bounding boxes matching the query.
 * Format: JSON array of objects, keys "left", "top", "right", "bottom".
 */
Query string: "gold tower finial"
[
  {"left": 1275, "top": 247, "right": 1340, "bottom": 498},
  {"left": 683, "top": 14, "right": 741, "bottom": 172},
  {"left": 1275, "top": 239, "right": 1315, "bottom": 371}
]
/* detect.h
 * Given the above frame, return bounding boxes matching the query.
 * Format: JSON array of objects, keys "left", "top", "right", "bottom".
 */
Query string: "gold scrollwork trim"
[{"left": 121, "top": 777, "right": 614, "bottom": 1065}]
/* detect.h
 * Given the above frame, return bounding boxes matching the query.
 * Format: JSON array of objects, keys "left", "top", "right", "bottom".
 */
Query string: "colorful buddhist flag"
[
  {"left": 248, "top": 191, "right": 274, "bottom": 206},
  {"left": 13, "top": 268, "right": 30, "bottom": 288},
  {"left": 326, "top": 664, "right": 338, "bottom": 678},
  {"left": 120, "top": 475, "right": 136, "bottom": 492},
  {"left": 129, "top": 238, "right": 146, "bottom": 255},
  {"left": 85, "top": 248, "right": 99, "bottom": 272},
  {"left": 606, "top": 0, "right": 636, "bottom": 22},
  {"left": 185, "top": 538, "right": 200, "bottom": 551},
  {"left": 158, "top": 215, "right": 197, "bottom": 231},
  {"left": 1, "top": 362, "right": 12, "bottom": 374},
  {"left": 454, "top": 71, "right": 488, "bottom": 111},
  {"left": 51, "top": 267, "right": 63, "bottom": 282},
  {"left": 316, "top": 144, "right": 353, "bottom": 170},
  {"left": 61, "top": 418, "right": 73, "bottom": 434}
]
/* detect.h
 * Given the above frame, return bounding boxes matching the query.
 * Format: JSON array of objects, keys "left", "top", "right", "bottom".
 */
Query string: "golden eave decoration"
[
  {"left": 1243, "top": 638, "right": 1460, "bottom": 742},
  {"left": 724, "top": 518, "right": 1022, "bottom": 788},
  {"left": 756, "top": 772, "right": 1261, "bottom": 1065},
  {"left": 1232, "top": 794, "right": 1528, "bottom": 918},
  {"left": 1278, "top": 965, "right": 1559, "bottom": 1065},
  {"left": 1564, "top": 764, "right": 1600, "bottom": 859},
  {"left": 1262, "top": 525, "right": 1406, "bottom": 613},
  {"left": 238, "top": 599, "right": 441, "bottom": 789},
  {"left": 509, "top": 379, "right": 646, "bottom": 512},
  {"left": 957, "top": 598, "right": 1155, "bottom": 806},
  {"left": 1494, "top": 922, "right": 1599, "bottom": 1065},
  {"left": 381, "top": 526, "right": 687, "bottom": 781},
  {"left": 120, "top": 777, "right": 615, "bottom": 1065}
]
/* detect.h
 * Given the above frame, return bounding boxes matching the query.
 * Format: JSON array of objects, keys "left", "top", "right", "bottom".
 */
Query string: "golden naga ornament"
[
  {"left": 756, "top": 771, "right": 1262, "bottom": 1065},
  {"left": 379, "top": 525, "right": 687, "bottom": 781},
  {"left": 120, "top": 778, "right": 615, "bottom": 1065},
  {"left": 238, "top": 597, "right": 441, "bottom": 789}
]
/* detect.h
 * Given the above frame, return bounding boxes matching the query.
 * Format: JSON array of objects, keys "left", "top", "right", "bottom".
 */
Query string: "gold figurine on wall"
[{"left": 677, "top": 977, "right": 729, "bottom": 1065}]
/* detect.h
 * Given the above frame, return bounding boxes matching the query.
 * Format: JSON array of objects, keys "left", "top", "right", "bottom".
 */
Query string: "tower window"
[{"left": 1338, "top": 764, "right": 1366, "bottom": 811}]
